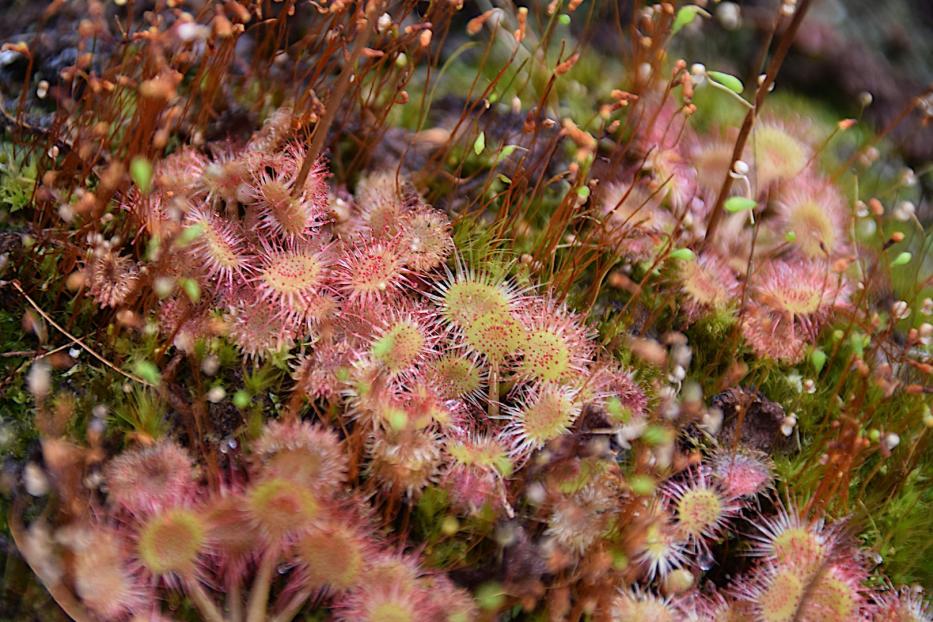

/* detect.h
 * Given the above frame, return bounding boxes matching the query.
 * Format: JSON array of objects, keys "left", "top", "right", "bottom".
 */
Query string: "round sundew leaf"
[
  {"left": 370, "top": 601, "right": 415, "bottom": 622},
  {"left": 400, "top": 209, "right": 453, "bottom": 271},
  {"left": 137, "top": 509, "right": 205, "bottom": 576},
  {"left": 753, "top": 126, "right": 808, "bottom": 186},
  {"left": 521, "top": 387, "right": 578, "bottom": 446},
  {"left": 675, "top": 487, "right": 723, "bottom": 538},
  {"left": 265, "top": 449, "right": 326, "bottom": 489},
  {"left": 680, "top": 260, "right": 729, "bottom": 307},
  {"left": 344, "top": 244, "right": 405, "bottom": 299},
  {"left": 464, "top": 310, "right": 524, "bottom": 363},
  {"left": 431, "top": 355, "right": 482, "bottom": 398},
  {"left": 520, "top": 329, "right": 571, "bottom": 382},
  {"left": 260, "top": 180, "right": 309, "bottom": 236},
  {"left": 186, "top": 212, "right": 245, "bottom": 276},
  {"left": 786, "top": 199, "right": 836, "bottom": 258},
  {"left": 448, "top": 439, "right": 508, "bottom": 472},
  {"left": 204, "top": 234, "right": 241, "bottom": 270},
  {"left": 247, "top": 478, "right": 319, "bottom": 539},
  {"left": 261, "top": 251, "right": 325, "bottom": 298},
  {"left": 296, "top": 527, "right": 365, "bottom": 590},
  {"left": 442, "top": 279, "right": 511, "bottom": 328},
  {"left": 204, "top": 495, "right": 257, "bottom": 559},
  {"left": 807, "top": 568, "right": 860, "bottom": 622},
  {"left": 372, "top": 320, "right": 425, "bottom": 373},
  {"left": 771, "top": 526, "right": 824, "bottom": 566},
  {"left": 757, "top": 568, "right": 804, "bottom": 622},
  {"left": 778, "top": 286, "right": 823, "bottom": 316},
  {"left": 809, "top": 570, "right": 858, "bottom": 622}
]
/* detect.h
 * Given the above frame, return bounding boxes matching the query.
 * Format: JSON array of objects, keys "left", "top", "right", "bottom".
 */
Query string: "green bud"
[
  {"left": 130, "top": 156, "right": 153, "bottom": 194},
  {"left": 233, "top": 390, "right": 251, "bottom": 409},
  {"left": 810, "top": 349, "right": 827, "bottom": 374}
]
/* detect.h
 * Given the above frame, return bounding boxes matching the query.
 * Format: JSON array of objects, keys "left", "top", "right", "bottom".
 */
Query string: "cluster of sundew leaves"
[
  {"left": 2, "top": 0, "right": 932, "bottom": 619},
  {"left": 20, "top": 124, "right": 931, "bottom": 620},
  {"left": 589, "top": 87, "right": 863, "bottom": 365},
  {"left": 14, "top": 93, "right": 933, "bottom": 620},
  {"left": 22, "top": 423, "right": 483, "bottom": 622}
]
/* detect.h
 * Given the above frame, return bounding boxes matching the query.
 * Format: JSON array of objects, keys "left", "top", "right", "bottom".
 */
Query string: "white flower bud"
[
  {"left": 893, "top": 201, "right": 915, "bottom": 221},
  {"left": 716, "top": 2, "right": 741, "bottom": 30},
  {"left": 892, "top": 300, "right": 911, "bottom": 321},
  {"left": 377, "top": 12, "right": 392, "bottom": 33}
]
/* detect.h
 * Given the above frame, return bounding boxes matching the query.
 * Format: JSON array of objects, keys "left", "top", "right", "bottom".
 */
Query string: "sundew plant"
[{"left": 0, "top": 0, "right": 931, "bottom": 621}]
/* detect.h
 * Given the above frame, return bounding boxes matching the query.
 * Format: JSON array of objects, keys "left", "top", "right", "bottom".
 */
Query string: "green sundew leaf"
[
  {"left": 890, "top": 252, "right": 912, "bottom": 267},
  {"left": 724, "top": 196, "right": 757, "bottom": 213},
  {"left": 669, "top": 247, "right": 696, "bottom": 261},
  {"left": 473, "top": 131, "right": 486, "bottom": 156},
  {"left": 672, "top": 5, "right": 710, "bottom": 35},
  {"left": 133, "top": 360, "right": 161, "bottom": 386},
  {"left": 180, "top": 278, "right": 201, "bottom": 303},
  {"left": 130, "top": 156, "right": 153, "bottom": 194},
  {"left": 708, "top": 70, "right": 744, "bottom": 94},
  {"left": 810, "top": 349, "right": 827, "bottom": 374}
]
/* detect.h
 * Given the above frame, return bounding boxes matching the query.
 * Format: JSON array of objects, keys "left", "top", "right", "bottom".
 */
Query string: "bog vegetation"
[{"left": 0, "top": 1, "right": 930, "bottom": 621}]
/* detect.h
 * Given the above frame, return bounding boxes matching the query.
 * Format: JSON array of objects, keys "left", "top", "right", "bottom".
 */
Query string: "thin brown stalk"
[
  {"left": 9, "top": 280, "right": 155, "bottom": 387},
  {"left": 702, "top": 0, "right": 814, "bottom": 249},
  {"left": 293, "top": 0, "right": 384, "bottom": 194}
]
